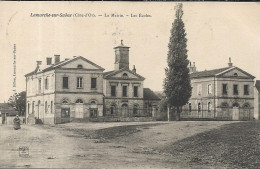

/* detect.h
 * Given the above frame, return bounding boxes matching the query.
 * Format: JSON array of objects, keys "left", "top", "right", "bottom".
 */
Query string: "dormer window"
[
  {"left": 122, "top": 73, "right": 128, "bottom": 78},
  {"left": 77, "top": 64, "right": 83, "bottom": 69},
  {"left": 233, "top": 73, "right": 238, "bottom": 77}
]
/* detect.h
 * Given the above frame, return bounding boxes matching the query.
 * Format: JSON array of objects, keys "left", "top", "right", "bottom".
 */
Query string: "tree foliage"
[
  {"left": 163, "top": 3, "right": 192, "bottom": 119},
  {"left": 8, "top": 91, "right": 26, "bottom": 116}
]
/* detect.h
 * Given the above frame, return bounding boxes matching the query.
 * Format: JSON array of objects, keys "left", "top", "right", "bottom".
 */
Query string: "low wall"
[
  {"left": 88, "top": 116, "right": 156, "bottom": 122},
  {"left": 0, "top": 116, "right": 25, "bottom": 125}
]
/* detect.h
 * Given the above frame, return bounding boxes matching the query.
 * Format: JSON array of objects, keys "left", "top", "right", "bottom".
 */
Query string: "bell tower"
[{"left": 114, "top": 40, "right": 130, "bottom": 70}]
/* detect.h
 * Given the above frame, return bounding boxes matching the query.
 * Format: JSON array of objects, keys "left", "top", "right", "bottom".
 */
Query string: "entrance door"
[
  {"left": 75, "top": 105, "right": 84, "bottom": 118},
  {"left": 122, "top": 104, "right": 128, "bottom": 117},
  {"left": 232, "top": 107, "right": 239, "bottom": 120},
  {"left": 61, "top": 108, "right": 70, "bottom": 123}
]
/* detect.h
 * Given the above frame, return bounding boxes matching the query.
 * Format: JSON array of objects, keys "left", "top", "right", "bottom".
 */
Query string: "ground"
[{"left": 0, "top": 121, "right": 259, "bottom": 169}]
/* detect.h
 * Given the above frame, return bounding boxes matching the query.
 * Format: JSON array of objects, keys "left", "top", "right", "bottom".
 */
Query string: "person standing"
[{"left": 13, "top": 115, "right": 21, "bottom": 130}]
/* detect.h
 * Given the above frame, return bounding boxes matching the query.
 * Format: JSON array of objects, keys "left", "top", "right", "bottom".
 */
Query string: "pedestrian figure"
[{"left": 13, "top": 115, "right": 21, "bottom": 130}]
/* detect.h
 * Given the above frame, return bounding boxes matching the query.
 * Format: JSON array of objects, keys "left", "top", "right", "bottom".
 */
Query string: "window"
[
  {"left": 77, "top": 64, "right": 83, "bottom": 69},
  {"left": 208, "top": 102, "right": 211, "bottom": 112},
  {"left": 91, "top": 78, "right": 97, "bottom": 89},
  {"left": 45, "top": 77, "right": 49, "bottom": 90},
  {"left": 62, "top": 100, "right": 68, "bottom": 104},
  {"left": 198, "top": 103, "right": 201, "bottom": 112},
  {"left": 188, "top": 103, "right": 192, "bottom": 112},
  {"left": 233, "top": 84, "right": 238, "bottom": 95},
  {"left": 51, "top": 101, "right": 53, "bottom": 114},
  {"left": 77, "top": 77, "right": 83, "bottom": 88},
  {"left": 45, "top": 101, "right": 48, "bottom": 113},
  {"left": 90, "top": 109, "right": 98, "bottom": 117},
  {"left": 244, "top": 85, "right": 249, "bottom": 95},
  {"left": 233, "top": 73, "right": 238, "bottom": 77},
  {"left": 233, "top": 103, "right": 239, "bottom": 107},
  {"left": 134, "top": 86, "right": 138, "bottom": 97},
  {"left": 197, "top": 84, "right": 202, "bottom": 96},
  {"left": 123, "top": 86, "right": 127, "bottom": 97},
  {"left": 38, "top": 79, "right": 42, "bottom": 93},
  {"left": 111, "top": 86, "right": 116, "bottom": 97},
  {"left": 110, "top": 104, "right": 117, "bottom": 115},
  {"left": 221, "top": 102, "right": 229, "bottom": 108},
  {"left": 32, "top": 101, "right": 35, "bottom": 114},
  {"left": 76, "top": 99, "right": 83, "bottom": 103},
  {"left": 243, "top": 103, "right": 250, "bottom": 108},
  {"left": 207, "top": 84, "right": 212, "bottom": 94},
  {"left": 61, "top": 108, "right": 70, "bottom": 118},
  {"left": 222, "top": 84, "right": 227, "bottom": 95},
  {"left": 122, "top": 73, "right": 128, "bottom": 78},
  {"left": 63, "top": 77, "right": 69, "bottom": 89},
  {"left": 133, "top": 105, "right": 139, "bottom": 115}
]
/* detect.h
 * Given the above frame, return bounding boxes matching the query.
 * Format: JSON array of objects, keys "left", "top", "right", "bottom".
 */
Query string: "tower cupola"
[{"left": 114, "top": 40, "right": 130, "bottom": 70}]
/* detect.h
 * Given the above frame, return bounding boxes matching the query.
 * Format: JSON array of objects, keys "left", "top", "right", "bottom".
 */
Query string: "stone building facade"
[
  {"left": 25, "top": 41, "right": 160, "bottom": 124},
  {"left": 25, "top": 55, "right": 105, "bottom": 124},
  {"left": 182, "top": 58, "right": 255, "bottom": 120}
]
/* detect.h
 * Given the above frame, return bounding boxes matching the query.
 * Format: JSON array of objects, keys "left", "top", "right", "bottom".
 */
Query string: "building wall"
[
  {"left": 254, "top": 88, "right": 260, "bottom": 120},
  {"left": 183, "top": 76, "right": 255, "bottom": 120},
  {"left": 55, "top": 69, "right": 103, "bottom": 93},
  {"left": 104, "top": 79, "right": 143, "bottom": 98}
]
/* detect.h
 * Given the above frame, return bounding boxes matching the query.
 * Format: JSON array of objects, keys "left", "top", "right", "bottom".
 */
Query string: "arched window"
[
  {"left": 45, "top": 101, "right": 48, "bottom": 113},
  {"left": 198, "top": 103, "right": 201, "bottom": 112},
  {"left": 77, "top": 64, "right": 83, "bottom": 69},
  {"left": 221, "top": 102, "right": 229, "bottom": 108},
  {"left": 90, "top": 100, "right": 96, "bottom": 105},
  {"left": 233, "top": 73, "right": 238, "bottom": 77},
  {"left": 76, "top": 99, "right": 83, "bottom": 103},
  {"left": 208, "top": 102, "right": 211, "bottom": 112},
  {"left": 188, "top": 103, "right": 192, "bottom": 112},
  {"left": 110, "top": 104, "right": 117, "bottom": 115},
  {"left": 232, "top": 102, "right": 240, "bottom": 108},
  {"left": 62, "top": 99, "right": 68, "bottom": 104},
  {"left": 243, "top": 103, "right": 250, "bottom": 108},
  {"left": 122, "top": 73, "right": 128, "bottom": 78}
]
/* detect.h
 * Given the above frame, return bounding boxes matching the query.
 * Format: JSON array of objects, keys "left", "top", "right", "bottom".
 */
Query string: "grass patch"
[
  {"left": 158, "top": 121, "right": 260, "bottom": 169},
  {"left": 67, "top": 123, "right": 164, "bottom": 142}
]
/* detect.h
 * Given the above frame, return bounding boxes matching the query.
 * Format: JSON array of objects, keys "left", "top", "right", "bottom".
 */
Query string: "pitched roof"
[
  {"left": 25, "top": 56, "right": 104, "bottom": 77},
  {"left": 103, "top": 67, "right": 145, "bottom": 80},
  {"left": 255, "top": 80, "right": 260, "bottom": 92},
  {"left": 190, "top": 67, "right": 231, "bottom": 78},
  {"left": 0, "top": 103, "right": 19, "bottom": 116},
  {"left": 143, "top": 88, "right": 161, "bottom": 101},
  {"left": 190, "top": 66, "right": 255, "bottom": 79}
]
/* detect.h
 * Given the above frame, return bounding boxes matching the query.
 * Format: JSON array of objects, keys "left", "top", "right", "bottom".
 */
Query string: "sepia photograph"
[{"left": 0, "top": 1, "right": 260, "bottom": 168}]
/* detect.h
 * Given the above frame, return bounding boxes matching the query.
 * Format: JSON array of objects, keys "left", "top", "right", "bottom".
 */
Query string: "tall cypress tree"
[{"left": 163, "top": 3, "right": 192, "bottom": 120}]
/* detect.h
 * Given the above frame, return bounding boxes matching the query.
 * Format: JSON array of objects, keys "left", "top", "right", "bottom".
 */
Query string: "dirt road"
[{"left": 0, "top": 121, "right": 235, "bottom": 168}]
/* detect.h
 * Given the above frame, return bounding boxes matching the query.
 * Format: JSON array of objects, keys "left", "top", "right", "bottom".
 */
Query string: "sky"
[{"left": 0, "top": 2, "right": 260, "bottom": 102}]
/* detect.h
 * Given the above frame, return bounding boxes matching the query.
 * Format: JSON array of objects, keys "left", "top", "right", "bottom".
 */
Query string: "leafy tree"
[
  {"left": 8, "top": 91, "right": 26, "bottom": 116},
  {"left": 163, "top": 3, "right": 192, "bottom": 121}
]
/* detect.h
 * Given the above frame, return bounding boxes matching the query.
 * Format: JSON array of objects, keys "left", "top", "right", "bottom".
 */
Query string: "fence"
[
  {"left": 104, "top": 108, "right": 153, "bottom": 118},
  {"left": 181, "top": 107, "right": 254, "bottom": 121}
]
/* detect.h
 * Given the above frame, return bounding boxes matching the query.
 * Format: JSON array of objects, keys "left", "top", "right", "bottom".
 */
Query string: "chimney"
[
  {"left": 132, "top": 65, "right": 136, "bottom": 73},
  {"left": 188, "top": 61, "right": 196, "bottom": 74},
  {"left": 54, "top": 55, "right": 60, "bottom": 64},
  {"left": 46, "top": 57, "right": 52, "bottom": 65},
  {"left": 36, "top": 61, "right": 42, "bottom": 66},
  {"left": 228, "top": 57, "right": 233, "bottom": 67}
]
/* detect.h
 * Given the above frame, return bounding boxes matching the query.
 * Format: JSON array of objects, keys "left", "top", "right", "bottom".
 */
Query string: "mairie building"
[{"left": 25, "top": 41, "right": 160, "bottom": 124}]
